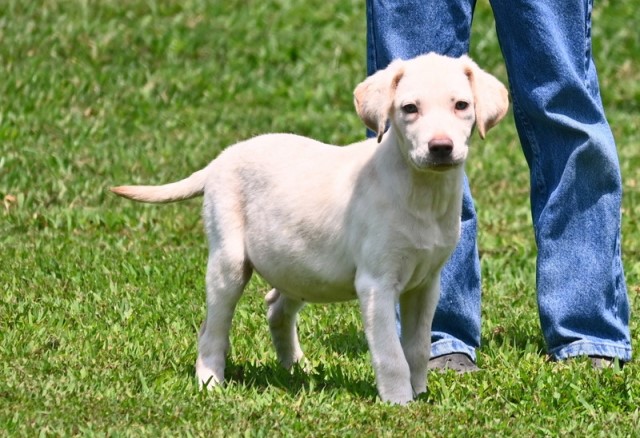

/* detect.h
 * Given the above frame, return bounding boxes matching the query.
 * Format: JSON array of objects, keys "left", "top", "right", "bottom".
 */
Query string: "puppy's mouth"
[
  {"left": 425, "top": 160, "right": 464, "bottom": 171},
  {"left": 410, "top": 157, "right": 465, "bottom": 172}
]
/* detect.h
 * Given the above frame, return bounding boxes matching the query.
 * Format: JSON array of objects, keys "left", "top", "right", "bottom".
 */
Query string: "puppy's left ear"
[
  {"left": 353, "top": 60, "right": 405, "bottom": 142},
  {"left": 462, "top": 56, "right": 509, "bottom": 139}
]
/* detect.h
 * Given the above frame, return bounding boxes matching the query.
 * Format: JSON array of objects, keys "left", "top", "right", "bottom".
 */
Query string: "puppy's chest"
[
  {"left": 389, "top": 218, "right": 460, "bottom": 292},
  {"left": 395, "top": 214, "right": 460, "bottom": 251},
  {"left": 392, "top": 243, "right": 452, "bottom": 293}
]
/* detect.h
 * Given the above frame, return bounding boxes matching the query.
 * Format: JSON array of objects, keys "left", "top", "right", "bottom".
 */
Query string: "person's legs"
[
  {"left": 367, "top": 0, "right": 481, "bottom": 362},
  {"left": 367, "top": 0, "right": 476, "bottom": 72},
  {"left": 430, "top": 177, "right": 481, "bottom": 361},
  {"left": 490, "top": 0, "right": 631, "bottom": 361}
]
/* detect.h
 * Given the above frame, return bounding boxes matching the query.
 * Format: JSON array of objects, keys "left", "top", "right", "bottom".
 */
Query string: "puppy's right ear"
[{"left": 353, "top": 60, "right": 405, "bottom": 142}]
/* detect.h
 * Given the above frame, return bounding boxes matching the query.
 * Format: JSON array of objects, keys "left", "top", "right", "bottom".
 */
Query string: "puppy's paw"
[
  {"left": 198, "top": 375, "right": 222, "bottom": 390},
  {"left": 195, "top": 356, "right": 224, "bottom": 390},
  {"left": 279, "top": 347, "right": 304, "bottom": 369},
  {"left": 287, "top": 355, "right": 314, "bottom": 375},
  {"left": 378, "top": 382, "right": 414, "bottom": 406},
  {"left": 380, "top": 393, "right": 414, "bottom": 406},
  {"left": 411, "top": 381, "right": 427, "bottom": 396}
]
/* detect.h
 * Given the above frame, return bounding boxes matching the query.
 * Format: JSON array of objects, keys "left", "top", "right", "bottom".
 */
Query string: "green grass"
[{"left": 1, "top": 0, "right": 639, "bottom": 435}]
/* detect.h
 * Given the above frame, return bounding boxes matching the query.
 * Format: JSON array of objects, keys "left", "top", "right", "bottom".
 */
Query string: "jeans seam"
[
  {"left": 613, "top": 225, "right": 625, "bottom": 315},
  {"left": 549, "top": 339, "right": 632, "bottom": 361},
  {"left": 365, "top": 0, "right": 378, "bottom": 73},
  {"left": 511, "top": 99, "right": 547, "bottom": 233},
  {"left": 584, "top": 0, "right": 593, "bottom": 92},
  {"left": 431, "top": 338, "right": 477, "bottom": 362}
]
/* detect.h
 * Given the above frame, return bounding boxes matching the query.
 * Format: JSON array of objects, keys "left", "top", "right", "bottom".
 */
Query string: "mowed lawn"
[{"left": 1, "top": 0, "right": 639, "bottom": 435}]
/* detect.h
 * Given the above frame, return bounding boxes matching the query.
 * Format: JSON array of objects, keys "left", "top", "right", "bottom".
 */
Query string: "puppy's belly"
[{"left": 249, "top": 252, "right": 358, "bottom": 303}]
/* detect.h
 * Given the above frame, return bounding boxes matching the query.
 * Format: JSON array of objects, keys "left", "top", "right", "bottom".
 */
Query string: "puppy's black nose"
[{"left": 428, "top": 138, "right": 454, "bottom": 158}]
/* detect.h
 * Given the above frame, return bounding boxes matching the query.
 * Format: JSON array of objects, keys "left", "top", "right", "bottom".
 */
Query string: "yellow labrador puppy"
[{"left": 112, "top": 53, "right": 508, "bottom": 405}]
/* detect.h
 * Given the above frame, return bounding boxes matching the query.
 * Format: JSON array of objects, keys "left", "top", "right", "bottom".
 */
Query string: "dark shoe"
[
  {"left": 428, "top": 353, "right": 480, "bottom": 373},
  {"left": 590, "top": 355, "right": 623, "bottom": 369},
  {"left": 557, "top": 355, "right": 624, "bottom": 369}
]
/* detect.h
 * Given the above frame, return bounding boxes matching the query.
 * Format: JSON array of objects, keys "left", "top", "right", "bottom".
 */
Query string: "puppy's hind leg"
[
  {"left": 265, "top": 289, "right": 305, "bottom": 369},
  {"left": 196, "top": 250, "right": 252, "bottom": 389}
]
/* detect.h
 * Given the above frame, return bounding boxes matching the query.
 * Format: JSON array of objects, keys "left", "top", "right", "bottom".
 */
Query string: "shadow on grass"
[
  {"left": 225, "top": 321, "right": 374, "bottom": 398},
  {"left": 227, "top": 326, "right": 372, "bottom": 397},
  {"left": 317, "top": 323, "right": 369, "bottom": 358},
  {"left": 225, "top": 360, "right": 378, "bottom": 400},
  {"left": 181, "top": 323, "right": 375, "bottom": 398}
]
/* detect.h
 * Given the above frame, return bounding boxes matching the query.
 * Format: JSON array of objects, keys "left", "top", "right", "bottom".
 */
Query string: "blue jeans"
[{"left": 367, "top": 0, "right": 632, "bottom": 361}]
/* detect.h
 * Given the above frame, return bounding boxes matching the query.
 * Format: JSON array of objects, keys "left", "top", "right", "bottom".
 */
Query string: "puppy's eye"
[
  {"left": 455, "top": 101, "right": 470, "bottom": 111},
  {"left": 402, "top": 103, "right": 419, "bottom": 114}
]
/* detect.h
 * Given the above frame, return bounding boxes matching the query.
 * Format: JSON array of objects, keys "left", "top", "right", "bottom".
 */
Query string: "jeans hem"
[
  {"left": 549, "top": 340, "right": 632, "bottom": 362},
  {"left": 431, "top": 338, "right": 477, "bottom": 362}
]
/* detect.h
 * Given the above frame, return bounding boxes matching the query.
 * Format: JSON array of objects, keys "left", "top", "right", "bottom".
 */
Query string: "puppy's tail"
[{"left": 111, "top": 168, "right": 208, "bottom": 203}]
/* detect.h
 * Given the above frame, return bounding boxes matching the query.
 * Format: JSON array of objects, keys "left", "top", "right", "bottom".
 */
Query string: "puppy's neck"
[{"left": 374, "top": 132, "right": 465, "bottom": 220}]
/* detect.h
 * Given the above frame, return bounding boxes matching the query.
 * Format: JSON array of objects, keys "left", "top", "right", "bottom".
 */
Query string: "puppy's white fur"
[{"left": 112, "top": 53, "right": 508, "bottom": 404}]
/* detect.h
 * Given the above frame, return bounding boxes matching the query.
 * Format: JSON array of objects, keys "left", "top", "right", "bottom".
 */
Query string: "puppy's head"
[{"left": 354, "top": 53, "right": 509, "bottom": 172}]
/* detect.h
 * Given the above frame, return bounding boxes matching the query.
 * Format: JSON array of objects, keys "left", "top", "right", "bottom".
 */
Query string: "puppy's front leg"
[
  {"left": 356, "top": 274, "right": 413, "bottom": 405},
  {"left": 399, "top": 277, "right": 440, "bottom": 396}
]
